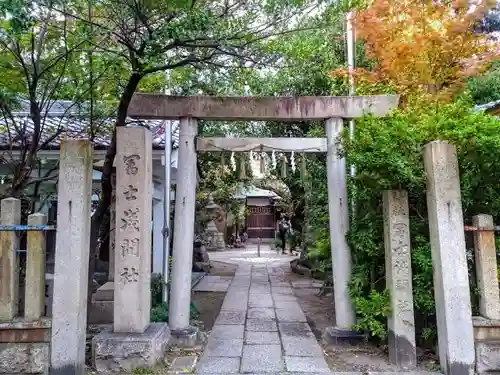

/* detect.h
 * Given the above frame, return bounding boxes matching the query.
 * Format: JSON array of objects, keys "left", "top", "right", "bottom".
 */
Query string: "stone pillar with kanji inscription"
[
  {"left": 92, "top": 126, "right": 170, "bottom": 373},
  {"left": 383, "top": 190, "right": 416, "bottom": 368},
  {"left": 113, "top": 126, "right": 152, "bottom": 333}
]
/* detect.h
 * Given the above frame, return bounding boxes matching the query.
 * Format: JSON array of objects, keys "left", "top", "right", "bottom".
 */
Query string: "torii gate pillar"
[
  {"left": 323, "top": 117, "right": 363, "bottom": 343},
  {"left": 169, "top": 117, "right": 199, "bottom": 346}
]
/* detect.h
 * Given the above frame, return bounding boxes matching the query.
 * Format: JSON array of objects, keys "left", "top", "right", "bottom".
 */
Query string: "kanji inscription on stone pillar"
[
  {"left": 383, "top": 190, "right": 416, "bottom": 368},
  {"left": 114, "top": 126, "right": 152, "bottom": 333}
]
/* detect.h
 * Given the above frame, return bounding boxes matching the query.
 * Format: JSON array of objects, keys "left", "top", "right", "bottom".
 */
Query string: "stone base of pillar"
[
  {"left": 92, "top": 323, "right": 170, "bottom": 373},
  {"left": 89, "top": 282, "right": 114, "bottom": 324},
  {"left": 169, "top": 326, "right": 200, "bottom": 348},
  {"left": 473, "top": 316, "right": 500, "bottom": 373},
  {"left": 0, "top": 319, "right": 51, "bottom": 374},
  {"left": 93, "top": 281, "right": 114, "bottom": 301},
  {"left": 322, "top": 326, "right": 365, "bottom": 345}
]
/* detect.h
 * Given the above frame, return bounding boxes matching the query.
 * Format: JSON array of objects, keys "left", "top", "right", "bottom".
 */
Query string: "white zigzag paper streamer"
[{"left": 230, "top": 152, "right": 236, "bottom": 171}]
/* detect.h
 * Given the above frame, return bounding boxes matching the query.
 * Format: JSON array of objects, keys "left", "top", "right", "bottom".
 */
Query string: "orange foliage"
[{"left": 333, "top": 0, "right": 500, "bottom": 102}]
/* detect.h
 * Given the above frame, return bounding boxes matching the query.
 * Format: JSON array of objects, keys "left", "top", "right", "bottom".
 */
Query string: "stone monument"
[
  {"left": 204, "top": 194, "right": 225, "bottom": 251},
  {"left": 92, "top": 126, "right": 170, "bottom": 373},
  {"left": 383, "top": 190, "right": 416, "bottom": 368}
]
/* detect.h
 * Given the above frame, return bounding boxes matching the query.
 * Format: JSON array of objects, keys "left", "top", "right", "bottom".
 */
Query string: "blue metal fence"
[
  {"left": 0, "top": 225, "right": 56, "bottom": 253},
  {"left": 0, "top": 225, "right": 56, "bottom": 231}
]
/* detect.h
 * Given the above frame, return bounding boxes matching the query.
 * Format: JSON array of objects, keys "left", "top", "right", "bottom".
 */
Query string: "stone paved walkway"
[
  {"left": 196, "top": 263, "right": 331, "bottom": 374},
  {"left": 193, "top": 246, "right": 441, "bottom": 375}
]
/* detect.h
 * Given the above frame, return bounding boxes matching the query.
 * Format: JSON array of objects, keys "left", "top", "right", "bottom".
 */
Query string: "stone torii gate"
[{"left": 128, "top": 94, "right": 399, "bottom": 344}]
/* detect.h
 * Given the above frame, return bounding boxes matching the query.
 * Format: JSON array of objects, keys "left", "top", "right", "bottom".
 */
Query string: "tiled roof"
[{"left": 0, "top": 100, "right": 179, "bottom": 150}]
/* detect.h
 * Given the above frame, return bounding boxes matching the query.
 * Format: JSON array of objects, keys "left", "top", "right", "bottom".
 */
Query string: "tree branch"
[
  {"left": 141, "top": 56, "right": 202, "bottom": 74},
  {"left": 24, "top": 165, "right": 59, "bottom": 187}
]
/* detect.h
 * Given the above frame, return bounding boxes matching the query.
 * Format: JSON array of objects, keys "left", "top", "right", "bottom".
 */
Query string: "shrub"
[
  {"left": 150, "top": 273, "right": 200, "bottom": 323},
  {"left": 308, "top": 98, "right": 500, "bottom": 344}
]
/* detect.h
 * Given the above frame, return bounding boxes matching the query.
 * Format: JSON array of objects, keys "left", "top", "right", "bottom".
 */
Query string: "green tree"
[
  {"left": 0, "top": 0, "right": 97, "bottom": 200},
  {"left": 48, "top": 0, "right": 324, "bottom": 310},
  {"left": 187, "top": 3, "right": 353, "bottom": 266}
]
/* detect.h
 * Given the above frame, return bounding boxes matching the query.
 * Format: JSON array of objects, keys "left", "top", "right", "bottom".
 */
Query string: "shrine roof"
[{"left": 234, "top": 185, "right": 281, "bottom": 200}]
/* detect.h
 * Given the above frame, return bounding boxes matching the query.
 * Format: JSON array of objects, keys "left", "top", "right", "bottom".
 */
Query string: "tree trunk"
[{"left": 86, "top": 72, "right": 142, "bottom": 322}]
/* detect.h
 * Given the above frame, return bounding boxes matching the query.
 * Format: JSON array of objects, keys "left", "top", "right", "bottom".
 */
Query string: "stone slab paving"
[
  {"left": 193, "top": 275, "right": 233, "bottom": 292},
  {"left": 216, "top": 311, "right": 247, "bottom": 325},
  {"left": 208, "top": 246, "right": 296, "bottom": 267},
  {"left": 196, "top": 264, "right": 331, "bottom": 374},
  {"left": 193, "top": 249, "right": 443, "bottom": 375}
]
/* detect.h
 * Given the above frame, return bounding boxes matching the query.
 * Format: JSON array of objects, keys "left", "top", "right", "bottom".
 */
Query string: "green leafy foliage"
[
  {"left": 150, "top": 274, "right": 199, "bottom": 323},
  {"left": 342, "top": 98, "right": 500, "bottom": 341},
  {"left": 468, "top": 60, "right": 500, "bottom": 104},
  {"left": 351, "top": 290, "right": 391, "bottom": 340},
  {"left": 150, "top": 302, "right": 170, "bottom": 323},
  {"left": 150, "top": 273, "right": 163, "bottom": 308}
]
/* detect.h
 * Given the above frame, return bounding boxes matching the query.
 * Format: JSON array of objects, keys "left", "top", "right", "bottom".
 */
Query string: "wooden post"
[
  {"left": 109, "top": 171, "right": 116, "bottom": 282},
  {"left": 25, "top": 213, "right": 47, "bottom": 321},
  {"left": 0, "top": 198, "right": 21, "bottom": 320}
]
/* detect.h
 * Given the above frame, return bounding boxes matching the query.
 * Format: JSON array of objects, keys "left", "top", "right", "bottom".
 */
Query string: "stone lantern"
[{"left": 204, "top": 194, "right": 226, "bottom": 251}]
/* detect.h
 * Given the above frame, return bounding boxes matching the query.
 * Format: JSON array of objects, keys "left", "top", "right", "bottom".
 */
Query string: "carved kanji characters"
[
  {"left": 119, "top": 267, "right": 139, "bottom": 283},
  {"left": 123, "top": 185, "right": 138, "bottom": 201},
  {"left": 121, "top": 208, "right": 140, "bottom": 231},
  {"left": 120, "top": 238, "right": 139, "bottom": 257},
  {"left": 123, "top": 154, "right": 140, "bottom": 175}
]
